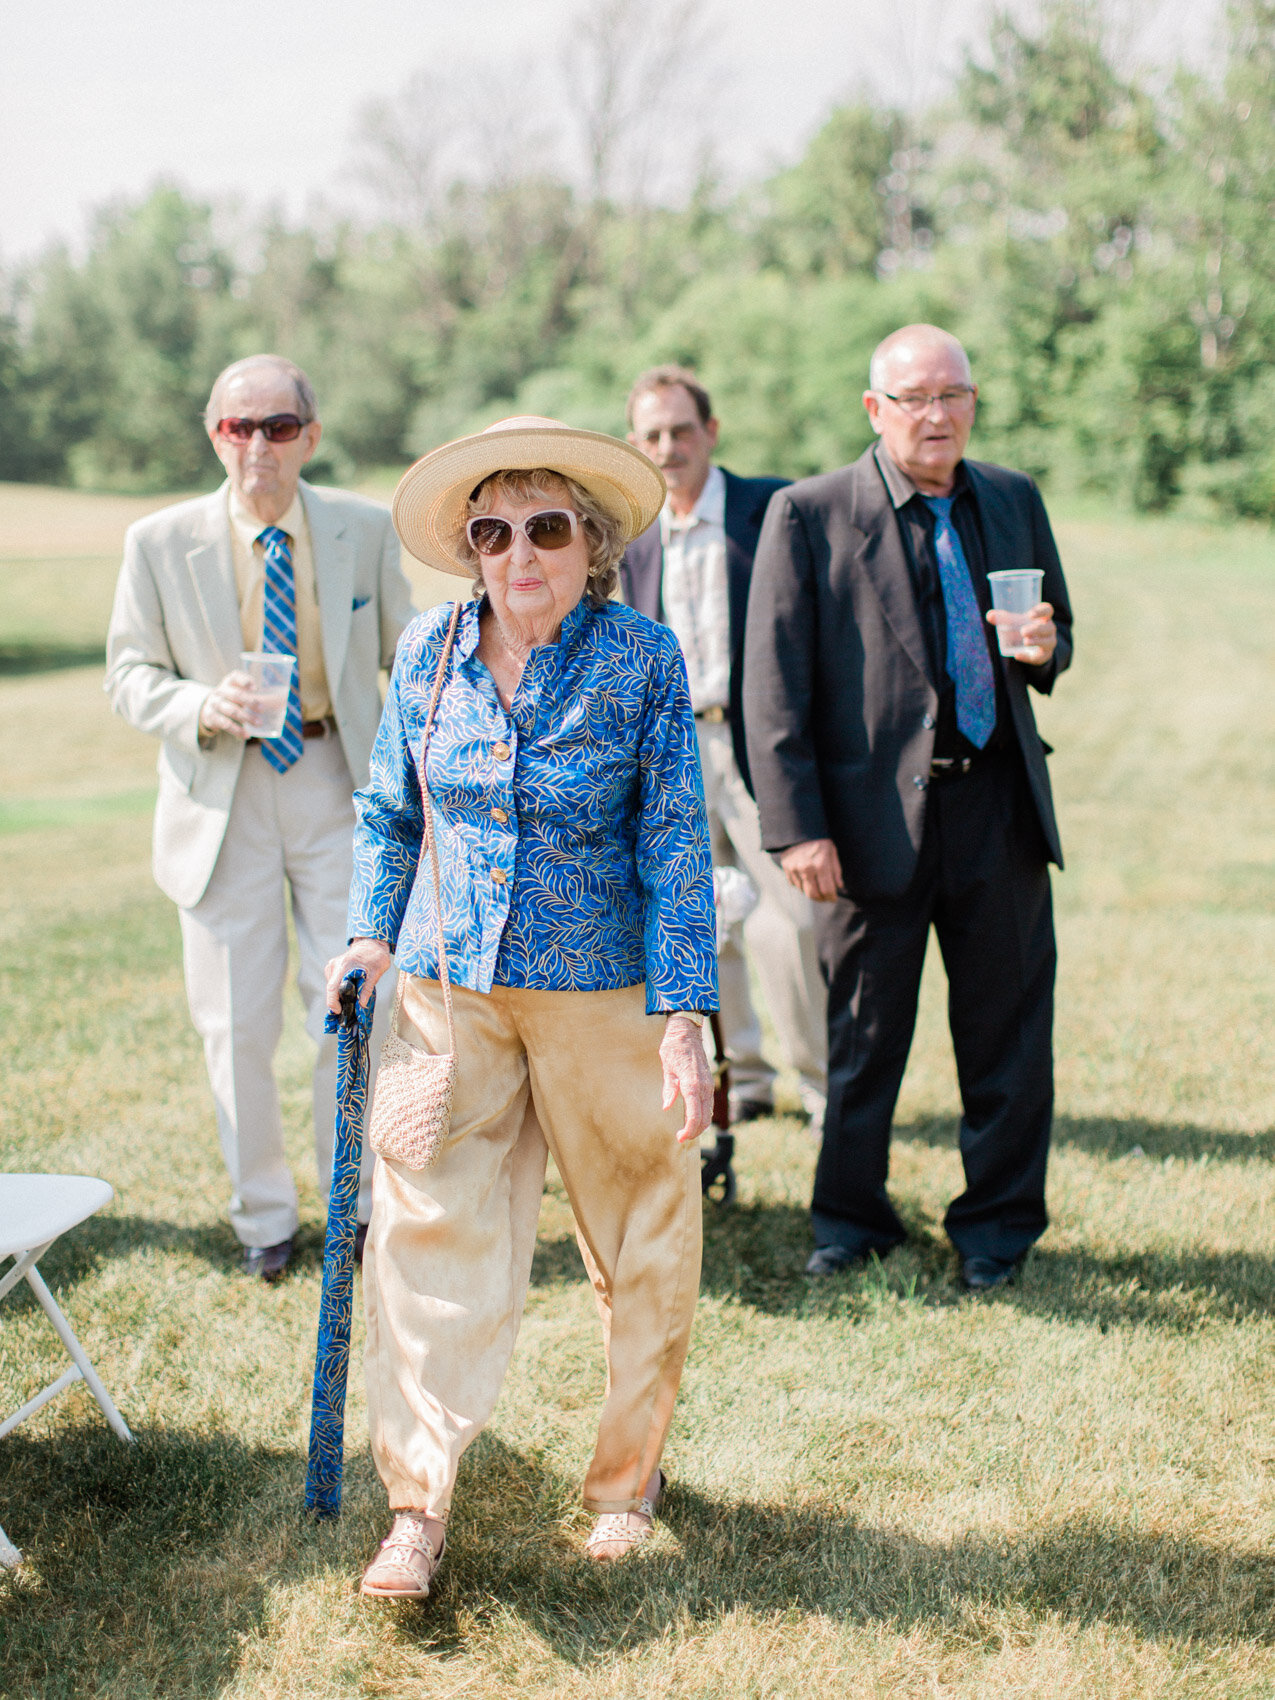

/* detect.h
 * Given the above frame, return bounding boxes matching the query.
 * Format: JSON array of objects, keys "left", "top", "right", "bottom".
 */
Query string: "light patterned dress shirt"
[
  {"left": 348, "top": 597, "right": 718, "bottom": 1015},
  {"left": 228, "top": 489, "right": 333, "bottom": 720},
  {"left": 660, "top": 464, "right": 730, "bottom": 714}
]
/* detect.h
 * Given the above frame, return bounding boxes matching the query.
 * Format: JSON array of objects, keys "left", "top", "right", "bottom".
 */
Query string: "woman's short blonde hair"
[{"left": 455, "top": 469, "right": 626, "bottom": 608}]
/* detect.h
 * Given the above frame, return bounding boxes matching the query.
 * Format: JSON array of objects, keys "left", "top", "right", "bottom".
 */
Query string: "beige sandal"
[
  {"left": 360, "top": 1511, "right": 446, "bottom": 1599},
  {"left": 585, "top": 1470, "right": 664, "bottom": 1562}
]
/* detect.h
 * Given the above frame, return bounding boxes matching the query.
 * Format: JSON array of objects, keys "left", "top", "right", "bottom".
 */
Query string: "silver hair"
[
  {"left": 868, "top": 325, "right": 972, "bottom": 392},
  {"left": 455, "top": 469, "right": 625, "bottom": 608},
  {"left": 205, "top": 355, "right": 318, "bottom": 424}
]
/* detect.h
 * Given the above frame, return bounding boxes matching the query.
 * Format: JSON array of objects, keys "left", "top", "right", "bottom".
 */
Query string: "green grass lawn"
[{"left": 1, "top": 491, "right": 1274, "bottom": 1697}]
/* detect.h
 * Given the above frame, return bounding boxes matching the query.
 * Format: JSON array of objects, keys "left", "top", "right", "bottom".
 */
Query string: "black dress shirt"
[{"left": 874, "top": 446, "right": 1011, "bottom": 761}]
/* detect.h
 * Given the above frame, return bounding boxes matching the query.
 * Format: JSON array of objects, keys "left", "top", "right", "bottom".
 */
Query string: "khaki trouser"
[
  {"left": 697, "top": 720, "right": 827, "bottom": 1108},
  {"left": 178, "top": 736, "right": 384, "bottom": 1246},
  {"left": 364, "top": 976, "right": 702, "bottom": 1518}
]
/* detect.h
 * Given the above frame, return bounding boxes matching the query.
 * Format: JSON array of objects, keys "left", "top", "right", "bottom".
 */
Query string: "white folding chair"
[{"left": 0, "top": 1175, "right": 133, "bottom": 1566}]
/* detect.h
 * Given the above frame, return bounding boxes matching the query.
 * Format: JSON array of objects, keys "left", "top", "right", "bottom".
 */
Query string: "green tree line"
[{"left": 1, "top": 0, "right": 1271, "bottom": 516}]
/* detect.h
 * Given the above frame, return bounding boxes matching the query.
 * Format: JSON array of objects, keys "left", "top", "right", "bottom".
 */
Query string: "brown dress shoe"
[{"left": 243, "top": 1239, "right": 293, "bottom": 1281}]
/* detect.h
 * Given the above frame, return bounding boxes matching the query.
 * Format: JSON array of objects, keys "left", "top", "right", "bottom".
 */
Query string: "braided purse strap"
[
  {"left": 412, "top": 598, "right": 462, "bottom": 1055},
  {"left": 368, "top": 599, "right": 464, "bottom": 1171}
]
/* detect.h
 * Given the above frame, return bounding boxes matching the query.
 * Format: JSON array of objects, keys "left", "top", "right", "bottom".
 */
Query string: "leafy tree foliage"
[{"left": 5, "top": 1, "right": 1273, "bottom": 517}]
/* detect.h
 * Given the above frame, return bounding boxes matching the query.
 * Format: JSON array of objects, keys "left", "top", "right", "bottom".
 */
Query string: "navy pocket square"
[{"left": 352, "top": 595, "right": 371, "bottom": 611}]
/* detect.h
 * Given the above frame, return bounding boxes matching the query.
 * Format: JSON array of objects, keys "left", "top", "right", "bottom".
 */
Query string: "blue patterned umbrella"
[{"left": 305, "top": 969, "right": 374, "bottom": 1518}]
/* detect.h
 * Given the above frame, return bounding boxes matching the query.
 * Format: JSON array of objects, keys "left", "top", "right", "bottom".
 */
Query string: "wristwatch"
[{"left": 666, "top": 1011, "right": 706, "bottom": 1028}]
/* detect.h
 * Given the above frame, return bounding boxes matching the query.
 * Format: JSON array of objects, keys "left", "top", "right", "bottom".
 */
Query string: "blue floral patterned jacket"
[{"left": 348, "top": 596, "right": 718, "bottom": 1015}]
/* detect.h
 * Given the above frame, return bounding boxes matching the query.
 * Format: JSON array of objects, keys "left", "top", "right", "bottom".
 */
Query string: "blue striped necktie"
[
  {"left": 258, "top": 526, "right": 305, "bottom": 772},
  {"left": 922, "top": 496, "right": 996, "bottom": 750}
]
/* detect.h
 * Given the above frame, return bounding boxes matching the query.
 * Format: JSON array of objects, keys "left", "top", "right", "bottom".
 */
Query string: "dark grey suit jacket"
[
  {"left": 619, "top": 468, "right": 788, "bottom": 794},
  {"left": 743, "top": 447, "right": 1073, "bottom": 902}
]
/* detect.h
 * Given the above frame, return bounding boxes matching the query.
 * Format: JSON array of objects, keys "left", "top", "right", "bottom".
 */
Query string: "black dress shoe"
[
  {"left": 354, "top": 1223, "right": 368, "bottom": 1265},
  {"left": 805, "top": 1244, "right": 868, "bottom": 1276},
  {"left": 243, "top": 1238, "right": 293, "bottom": 1282},
  {"left": 960, "top": 1255, "right": 1019, "bottom": 1293}
]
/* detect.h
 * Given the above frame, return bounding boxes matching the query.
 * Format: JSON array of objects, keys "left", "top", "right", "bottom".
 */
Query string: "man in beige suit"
[{"left": 106, "top": 354, "right": 414, "bottom": 1280}]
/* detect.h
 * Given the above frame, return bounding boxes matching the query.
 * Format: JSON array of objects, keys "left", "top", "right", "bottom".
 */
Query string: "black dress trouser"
[{"left": 811, "top": 749, "right": 1055, "bottom": 1265}]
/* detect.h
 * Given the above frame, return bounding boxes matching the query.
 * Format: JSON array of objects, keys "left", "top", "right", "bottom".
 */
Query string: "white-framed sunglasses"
[{"left": 465, "top": 508, "right": 580, "bottom": 557}]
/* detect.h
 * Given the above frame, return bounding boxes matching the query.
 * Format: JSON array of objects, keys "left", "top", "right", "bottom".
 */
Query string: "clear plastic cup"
[
  {"left": 239, "top": 651, "right": 296, "bottom": 738},
  {"left": 987, "top": 570, "right": 1044, "bottom": 656}
]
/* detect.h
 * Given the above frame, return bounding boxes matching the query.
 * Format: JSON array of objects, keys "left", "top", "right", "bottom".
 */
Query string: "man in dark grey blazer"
[
  {"left": 622, "top": 365, "right": 826, "bottom": 1123},
  {"left": 744, "top": 325, "right": 1072, "bottom": 1289}
]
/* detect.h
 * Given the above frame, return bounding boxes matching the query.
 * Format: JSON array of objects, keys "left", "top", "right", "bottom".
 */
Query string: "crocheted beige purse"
[{"left": 368, "top": 600, "right": 463, "bottom": 1171}]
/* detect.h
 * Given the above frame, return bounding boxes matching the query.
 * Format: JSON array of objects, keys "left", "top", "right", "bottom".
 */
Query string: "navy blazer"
[
  {"left": 619, "top": 468, "right": 788, "bottom": 793},
  {"left": 744, "top": 447, "right": 1073, "bottom": 902}
]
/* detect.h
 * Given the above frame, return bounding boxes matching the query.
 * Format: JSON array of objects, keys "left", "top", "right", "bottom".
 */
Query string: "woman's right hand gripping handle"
[{"left": 325, "top": 939, "right": 393, "bottom": 1013}]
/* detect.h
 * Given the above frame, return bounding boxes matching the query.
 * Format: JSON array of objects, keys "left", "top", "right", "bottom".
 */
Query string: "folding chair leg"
[{"left": 23, "top": 1267, "right": 132, "bottom": 1443}]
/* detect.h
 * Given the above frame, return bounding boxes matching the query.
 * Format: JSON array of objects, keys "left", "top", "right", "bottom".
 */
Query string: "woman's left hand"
[{"left": 660, "top": 1016, "right": 714, "bottom": 1145}]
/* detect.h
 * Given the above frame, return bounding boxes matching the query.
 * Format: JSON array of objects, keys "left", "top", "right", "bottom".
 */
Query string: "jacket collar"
[
  {"left": 301, "top": 481, "right": 355, "bottom": 693},
  {"left": 183, "top": 485, "right": 241, "bottom": 674},
  {"left": 853, "top": 450, "right": 933, "bottom": 688}
]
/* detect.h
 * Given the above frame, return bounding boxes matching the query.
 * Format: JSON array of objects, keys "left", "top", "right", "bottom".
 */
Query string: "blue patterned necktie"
[
  {"left": 922, "top": 496, "right": 995, "bottom": 750},
  {"left": 258, "top": 526, "right": 305, "bottom": 772}
]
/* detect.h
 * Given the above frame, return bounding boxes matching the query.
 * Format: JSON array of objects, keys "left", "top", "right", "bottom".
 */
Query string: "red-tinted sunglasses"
[
  {"left": 466, "top": 509, "right": 579, "bottom": 556},
  {"left": 215, "top": 414, "right": 307, "bottom": 444}
]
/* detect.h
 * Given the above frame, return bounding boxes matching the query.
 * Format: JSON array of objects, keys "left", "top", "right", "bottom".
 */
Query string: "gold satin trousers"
[{"left": 363, "top": 975, "right": 702, "bottom": 1517}]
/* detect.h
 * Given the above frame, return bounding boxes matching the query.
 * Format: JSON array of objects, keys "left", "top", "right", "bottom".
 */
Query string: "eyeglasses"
[
  {"left": 465, "top": 509, "right": 580, "bottom": 556},
  {"left": 215, "top": 414, "right": 308, "bottom": 444},
  {"left": 876, "top": 387, "right": 976, "bottom": 418}
]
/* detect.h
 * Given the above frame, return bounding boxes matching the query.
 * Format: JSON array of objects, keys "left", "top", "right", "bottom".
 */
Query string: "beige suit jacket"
[{"left": 105, "top": 480, "right": 415, "bottom": 909}]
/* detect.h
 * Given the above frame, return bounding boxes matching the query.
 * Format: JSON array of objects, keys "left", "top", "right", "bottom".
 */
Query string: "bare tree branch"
[{"left": 561, "top": 0, "right": 723, "bottom": 204}]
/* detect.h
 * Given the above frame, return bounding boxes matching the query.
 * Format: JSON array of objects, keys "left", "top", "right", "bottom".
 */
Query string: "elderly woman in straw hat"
[{"left": 324, "top": 416, "right": 717, "bottom": 1599}]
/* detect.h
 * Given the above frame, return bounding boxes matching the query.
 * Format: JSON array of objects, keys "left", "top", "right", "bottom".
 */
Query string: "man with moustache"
[
  {"left": 744, "top": 325, "right": 1072, "bottom": 1289},
  {"left": 106, "top": 354, "right": 413, "bottom": 1280},
  {"left": 622, "top": 365, "right": 827, "bottom": 1125}
]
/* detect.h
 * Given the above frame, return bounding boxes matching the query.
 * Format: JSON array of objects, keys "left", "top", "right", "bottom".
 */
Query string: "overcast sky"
[{"left": 1, "top": 0, "right": 1220, "bottom": 263}]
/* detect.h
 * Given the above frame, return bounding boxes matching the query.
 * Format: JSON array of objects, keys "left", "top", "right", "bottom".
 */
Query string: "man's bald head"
[
  {"left": 862, "top": 324, "right": 977, "bottom": 497},
  {"left": 205, "top": 355, "right": 318, "bottom": 426},
  {"left": 868, "top": 325, "right": 971, "bottom": 394}
]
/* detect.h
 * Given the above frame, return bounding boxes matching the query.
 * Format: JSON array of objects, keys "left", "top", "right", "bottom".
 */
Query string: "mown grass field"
[{"left": 1, "top": 483, "right": 1274, "bottom": 1698}]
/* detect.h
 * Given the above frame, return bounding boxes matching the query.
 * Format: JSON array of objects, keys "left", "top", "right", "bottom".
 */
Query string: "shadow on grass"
[
  {"left": 529, "top": 1178, "right": 1275, "bottom": 1335},
  {"left": 0, "top": 640, "right": 105, "bottom": 676},
  {"left": 679, "top": 1107, "right": 1275, "bottom": 1325},
  {"left": 530, "top": 1229, "right": 589, "bottom": 1288},
  {"left": 2, "top": 1215, "right": 245, "bottom": 1304},
  {"left": 4, "top": 1424, "right": 1271, "bottom": 1697},
  {"left": 1049, "top": 1115, "right": 1275, "bottom": 1165},
  {"left": 1014, "top": 1243, "right": 1275, "bottom": 1330},
  {"left": 2, "top": 1216, "right": 335, "bottom": 1311},
  {"left": 892, "top": 1113, "right": 1275, "bottom": 1166}
]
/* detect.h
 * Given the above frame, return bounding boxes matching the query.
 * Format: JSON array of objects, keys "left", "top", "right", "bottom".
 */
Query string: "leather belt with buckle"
[
  {"left": 248, "top": 716, "right": 336, "bottom": 747},
  {"left": 695, "top": 705, "right": 728, "bottom": 724},
  {"left": 929, "top": 754, "right": 976, "bottom": 780}
]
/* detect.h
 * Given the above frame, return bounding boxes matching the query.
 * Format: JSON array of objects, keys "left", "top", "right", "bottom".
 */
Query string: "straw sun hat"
[{"left": 391, "top": 415, "right": 667, "bottom": 578}]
